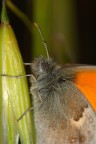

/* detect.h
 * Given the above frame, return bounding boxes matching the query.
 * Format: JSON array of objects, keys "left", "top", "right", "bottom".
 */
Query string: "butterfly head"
[{"left": 31, "top": 56, "right": 56, "bottom": 78}]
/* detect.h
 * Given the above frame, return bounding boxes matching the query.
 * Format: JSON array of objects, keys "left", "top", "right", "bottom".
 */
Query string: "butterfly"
[
  {"left": 30, "top": 57, "right": 96, "bottom": 144},
  {"left": 20, "top": 23, "right": 96, "bottom": 144}
]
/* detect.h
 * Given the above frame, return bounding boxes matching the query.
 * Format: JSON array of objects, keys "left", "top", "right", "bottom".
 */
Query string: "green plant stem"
[{"left": 6, "top": 0, "right": 33, "bottom": 33}]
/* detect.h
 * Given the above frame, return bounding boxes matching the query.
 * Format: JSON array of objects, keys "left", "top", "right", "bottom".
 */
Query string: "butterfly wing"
[
  {"left": 73, "top": 66, "right": 96, "bottom": 111},
  {"left": 31, "top": 64, "right": 96, "bottom": 144},
  {"left": 55, "top": 65, "right": 96, "bottom": 144},
  {"left": 64, "top": 65, "right": 96, "bottom": 144}
]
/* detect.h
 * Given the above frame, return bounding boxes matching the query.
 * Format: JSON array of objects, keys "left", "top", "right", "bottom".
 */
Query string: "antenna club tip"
[
  {"left": 34, "top": 22, "right": 37, "bottom": 25},
  {"left": 33, "top": 22, "right": 49, "bottom": 59},
  {"left": 34, "top": 22, "right": 39, "bottom": 29}
]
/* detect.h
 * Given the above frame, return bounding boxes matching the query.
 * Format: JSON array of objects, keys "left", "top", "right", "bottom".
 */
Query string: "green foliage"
[{"left": 0, "top": 3, "right": 35, "bottom": 144}]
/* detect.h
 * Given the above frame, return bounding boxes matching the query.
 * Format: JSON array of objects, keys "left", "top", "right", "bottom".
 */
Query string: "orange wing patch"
[{"left": 75, "top": 71, "right": 96, "bottom": 111}]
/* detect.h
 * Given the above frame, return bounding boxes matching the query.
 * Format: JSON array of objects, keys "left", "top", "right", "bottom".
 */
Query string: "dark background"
[{"left": 0, "top": 0, "right": 95, "bottom": 64}]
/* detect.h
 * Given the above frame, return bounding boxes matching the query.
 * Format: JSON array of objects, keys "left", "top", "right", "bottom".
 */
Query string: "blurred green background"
[{"left": 0, "top": 0, "right": 95, "bottom": 65}]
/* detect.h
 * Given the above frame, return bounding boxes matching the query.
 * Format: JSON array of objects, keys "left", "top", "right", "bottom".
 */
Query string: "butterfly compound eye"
[{"left": 41, "top": 62, "right": 50, "bottom": 71}]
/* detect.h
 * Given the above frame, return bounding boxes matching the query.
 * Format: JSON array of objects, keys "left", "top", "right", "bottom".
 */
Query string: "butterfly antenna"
[{"left": 34, "top": 22, "right": 49, "bottom": 60}]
